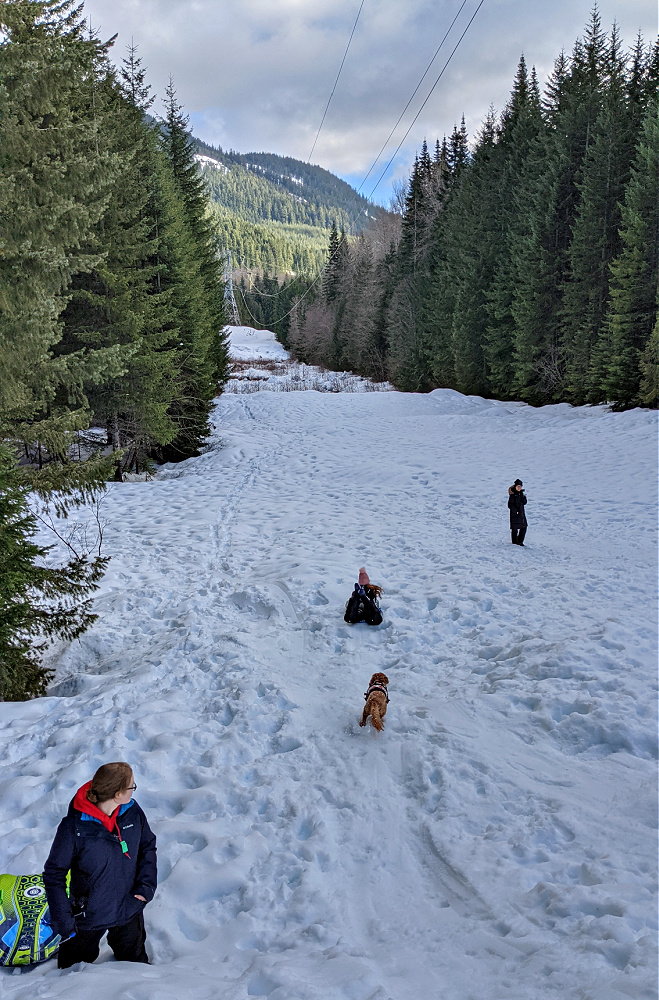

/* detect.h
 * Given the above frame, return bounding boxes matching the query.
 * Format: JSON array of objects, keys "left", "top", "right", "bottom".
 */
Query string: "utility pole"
[{"left": 223, "top": 251, "right": 241, "bottom": 326}]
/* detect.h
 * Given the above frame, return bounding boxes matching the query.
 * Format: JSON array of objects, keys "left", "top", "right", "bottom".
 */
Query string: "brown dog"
[{"left": 359, "top": 672, "right": 389, "bottom": 731}]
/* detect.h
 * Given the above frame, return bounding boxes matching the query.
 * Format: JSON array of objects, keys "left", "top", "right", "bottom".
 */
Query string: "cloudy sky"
[{"left": 82, "top": 0, "right": 656, "bottom": 205}]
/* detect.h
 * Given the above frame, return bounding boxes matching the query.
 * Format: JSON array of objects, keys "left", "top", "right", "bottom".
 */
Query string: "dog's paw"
[{"left": 358, "top": 719, "right": 366, "bottom": 727}]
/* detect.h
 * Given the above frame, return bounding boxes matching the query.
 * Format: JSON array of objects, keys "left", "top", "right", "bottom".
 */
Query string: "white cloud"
[{"left": 83, "top": 0, "right": 657, "bottom": 200}]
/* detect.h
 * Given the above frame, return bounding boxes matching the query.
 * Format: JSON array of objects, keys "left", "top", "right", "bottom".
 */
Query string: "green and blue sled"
[{"left": 0, "top": 873, "right": 63, "bottom": 966}]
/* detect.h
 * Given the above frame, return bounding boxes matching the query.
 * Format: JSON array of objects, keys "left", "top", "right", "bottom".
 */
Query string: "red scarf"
[{"left": 73, "top": 781, "right": 122, "bottom": 837}]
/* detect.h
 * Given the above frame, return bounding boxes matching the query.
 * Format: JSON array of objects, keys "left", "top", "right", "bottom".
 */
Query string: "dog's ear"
[
  {"left": 368, "top": 673, "right": 378, "bottom": 685},
  {"left": 381, "top": 673, "right": 389, "bottom": 685}
]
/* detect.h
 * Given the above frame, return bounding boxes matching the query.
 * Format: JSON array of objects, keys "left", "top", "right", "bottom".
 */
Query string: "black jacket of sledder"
[
  {"left": 508, "top": 489, "right": 528, "bottom": 529},
  {"left": 43, "top": 798, "right": 157, "bottom": 937},
  {"left": 344, "top": 584, "right": 383, "bottom": 626}
]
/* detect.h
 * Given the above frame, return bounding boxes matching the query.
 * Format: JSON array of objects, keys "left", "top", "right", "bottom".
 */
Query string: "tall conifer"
[
  {"left": 602, "top": 101, "right": 659, "bottom": 405},
  {"left": 484, "top": 57, "right": 544, "bottom": 397},
  {"left": 0, "top": 0, "right": 124, "bottom": 458},
  {"left": 59, "top": 48, "right": 180, "bottom": 471},
  {"left": 161, "top": 81, "right": 229, "bottom": 458},
  {"left": 562, "top": 25, "right": 638, "bottom": 402}
]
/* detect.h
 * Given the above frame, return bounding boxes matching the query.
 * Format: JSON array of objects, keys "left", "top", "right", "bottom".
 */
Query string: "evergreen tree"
[
  {"left": 638, "top": 315, "right": 659, "bottom": 406},
  {"left": 511, "top": 13, "right": 609, "bottom": 403},
  {"left": 447, "top": 116, "right": 469, "bottom": 177},
  {"left": 58, "top": 48, "right": 180, "bottom": 472},
  {"left": 422, "top": 123, "right": 470, "bottom": 390},
  {"left": 0, "top": 446, "right": 107, "bottom": 701},
  {"left": 484, "top": 56, "right": 544, "bottom": 397},
  {"left": 602, "top": 100, "right": 659, "bottom": 405},
  {"left": 562, "top": 24, "right": 639, "bottom": 401},
  {"left": 160, "top": 81, "right": 229, "bottom": 459},
  {"left": 323, "top": 221, "right": 342, "bottom": 303},
  {"left": 397, "top": 156, "right": 429, "bottom": 276},
  {"left": 326, "top": 228, "right": 351, "bottom": 369},
  {"left": 368, "top": 245, "right": 398, "bottom": 383},
  {"left": 285, "top": 12, "right": 657, "bottom": 411},
  {"left": 448, "top": 113, "right": 498, "bottom": 396},
  {"left": 333, "top": 234, "right": 375, "bottom": 373},
  {"left": 0, "top": 0, "right": 125, "bottom": 459},
  {"left": 511, "top": 51, "right": 572, "bottom": 401}
]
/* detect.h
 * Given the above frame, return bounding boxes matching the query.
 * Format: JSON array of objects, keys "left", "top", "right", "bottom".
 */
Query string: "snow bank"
[
  {"left": 227, "top": 325, "right": 290, "bottom": 362},
  {"left": 0, "top": 326, "right": 656, "bottom": 999}
]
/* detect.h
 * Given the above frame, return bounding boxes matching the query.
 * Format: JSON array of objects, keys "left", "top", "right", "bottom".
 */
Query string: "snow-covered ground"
[
  {"left": 1, "top": 326, "right": 657, "bottom": 999},
  {"left": 228, "top": 326, "right": 291, "bottom": 362}
]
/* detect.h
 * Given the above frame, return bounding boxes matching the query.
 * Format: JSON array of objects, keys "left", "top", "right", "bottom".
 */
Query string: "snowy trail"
[{"left": 0, "top": 329, "right": 656, "bottom": 999}]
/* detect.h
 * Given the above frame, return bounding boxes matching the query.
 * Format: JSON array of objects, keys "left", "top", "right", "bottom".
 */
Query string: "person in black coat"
[
  {"left": 44, "top": 761, "right": 157, "bottom": 969},
  {"left": 508, "top": 479, "right": 528, "bottom": 545},
  {"left": 344, "top": 567, "right": 383, "bottom": 626}
]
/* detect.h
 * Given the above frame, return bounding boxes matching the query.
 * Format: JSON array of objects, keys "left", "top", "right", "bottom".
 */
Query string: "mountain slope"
[{"left": 193, "top": 138, "right": 383, "bottom": 276}]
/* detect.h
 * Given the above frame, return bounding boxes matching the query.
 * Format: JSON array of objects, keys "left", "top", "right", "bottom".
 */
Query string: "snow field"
[{"left": 0, "top": 327, "right": 656, "bottom": 999}]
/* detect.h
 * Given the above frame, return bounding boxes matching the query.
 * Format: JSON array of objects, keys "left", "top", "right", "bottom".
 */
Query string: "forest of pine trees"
[
  {"left": 290, "top": 13, "right": 658, "bottom": 408},
  {"left": 0, "top": 0, "right": 230, "bottom": 699}
]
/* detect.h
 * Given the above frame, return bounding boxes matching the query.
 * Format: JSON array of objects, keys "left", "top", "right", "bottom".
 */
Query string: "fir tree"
[
  {"left": 484, "top": 56, "right": 544, "bottom": 398},
  {"left": 511, "top": 51, "right": 571, "bottom": 402},
  {"left": 323, "top": 222, "right": 342, "bottom": 303},
  {"left": 447, "top": 116, "right": 469, "bottom": 178},
  {"left": 160, "top": 80, "right": 229, "bottom": 459},
  {"left": 602, "top": 100, "right": 659, "bottom": 406},
  {"left": 59, "top": 49, "right": 180, "bottom": 473},
  {"left": 448, "top": 113, "right": 498, "bottom": 396},
  {"left": 562, "top": 24, "right": 639, "bottom": 402},
  {"left": 638, "top": 315, "right": 659, "bottom": 406},
  {"left": 0, "top": 446, "right": 107, "bottom": 701},
  {"left": 0, "top": 0, "right": 125, "bottom": 459}
]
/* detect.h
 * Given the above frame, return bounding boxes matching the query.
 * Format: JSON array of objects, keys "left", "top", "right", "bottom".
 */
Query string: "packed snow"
[
  {"left": 1, "top": 326, "right": 657, "bottom": 999},
  {"left": 228, "top": 326, "right": 291, "bottom": 362}
]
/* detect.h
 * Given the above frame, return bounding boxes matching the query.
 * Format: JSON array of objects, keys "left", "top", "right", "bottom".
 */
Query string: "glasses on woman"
[{"left": 127, "top": 784, "right": 137, "bottom": 792}]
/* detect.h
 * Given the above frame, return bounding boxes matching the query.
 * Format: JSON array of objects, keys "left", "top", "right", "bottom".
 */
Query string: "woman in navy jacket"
[
  {"left": 44, "top": 762, "right": 157, "bottom": 968},
  {"left": 508, "top": 479, "right": 528, "bottom": 545}
]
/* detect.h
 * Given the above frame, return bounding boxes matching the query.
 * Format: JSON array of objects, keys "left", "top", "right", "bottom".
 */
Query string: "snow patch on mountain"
[{"left": 194, "top": 153, "right": 229, "bottom": 174}]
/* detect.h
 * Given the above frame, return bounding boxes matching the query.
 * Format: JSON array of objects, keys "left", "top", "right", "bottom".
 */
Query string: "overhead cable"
[
  {"left": 234, "top": 0, "right": 487, "bottom": 322},
  {"left": 307, "top": 0, "right": 366, "bottom": 163},
  {"left": 367, "top": 0, "right": 487, "bottom": 200},
  {"left": 355, "top": 0, "right": 468, "bottom": 194}
]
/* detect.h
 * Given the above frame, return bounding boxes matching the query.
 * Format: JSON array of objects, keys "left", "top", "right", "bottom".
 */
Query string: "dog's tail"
[{"left": 371, "top": 704, "right": 384, "bottom": 731}]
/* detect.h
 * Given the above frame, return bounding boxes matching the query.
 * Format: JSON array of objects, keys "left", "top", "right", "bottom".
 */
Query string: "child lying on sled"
[{"left": 344, "top": 568, "right": 383, "bottom": 626}]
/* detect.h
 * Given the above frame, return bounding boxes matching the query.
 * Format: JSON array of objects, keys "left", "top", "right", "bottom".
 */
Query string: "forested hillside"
[
  {"left": 290, "top": 14, "right": 659, "bottom": 409},
  {"left": 193, "top": 138, "right": 379, "bottom": 276}
]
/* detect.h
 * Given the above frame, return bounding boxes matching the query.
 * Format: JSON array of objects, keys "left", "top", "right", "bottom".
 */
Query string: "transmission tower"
[{"left": 223, "top": 251, "right": 241, "bottom": 326}]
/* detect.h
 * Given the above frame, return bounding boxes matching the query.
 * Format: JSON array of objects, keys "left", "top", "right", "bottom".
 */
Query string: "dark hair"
[{"left": 87, "top": 762, "right": 133, "bottom": 805}]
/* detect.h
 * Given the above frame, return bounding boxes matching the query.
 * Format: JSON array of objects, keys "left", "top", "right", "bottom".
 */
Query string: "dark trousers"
[
  {"left": 57, "top": 912, "right": 148, "bottom": 969},
  {"left": 511, "top": 526, "right": 527, "bottom": 545}
]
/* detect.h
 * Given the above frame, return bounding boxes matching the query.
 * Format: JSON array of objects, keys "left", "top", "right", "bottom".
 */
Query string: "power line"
[
  {"left": 232, "top": 0, "right": 487, "bottom": 323},
  {"left": 307, "top": 0, "right": 366, "bottom": 163},
  {"left": 355, "top": 0, "right": 468, "bottom": 195},
  {"left": 367, "top": 0, "right": 487, "bottom": 200}
]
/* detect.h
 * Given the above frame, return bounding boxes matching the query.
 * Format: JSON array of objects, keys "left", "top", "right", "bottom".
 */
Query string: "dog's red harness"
[{"left": 364, "top": 682, "right": 389, "bottom": 703}]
